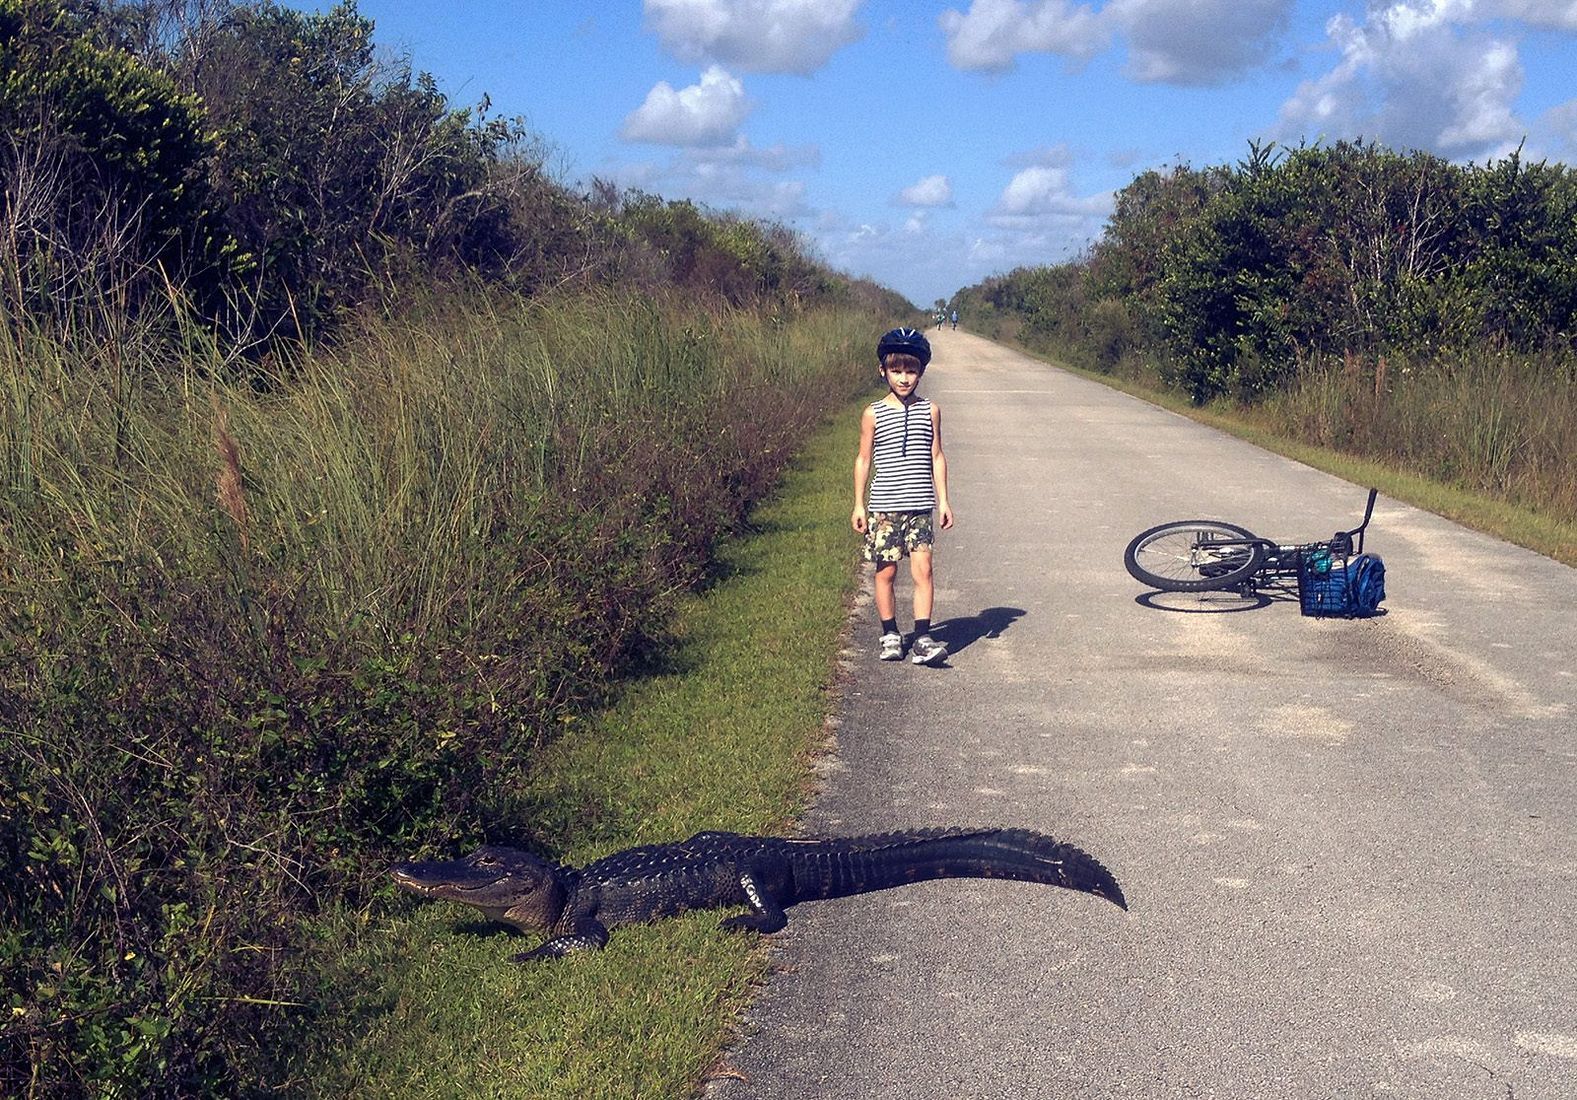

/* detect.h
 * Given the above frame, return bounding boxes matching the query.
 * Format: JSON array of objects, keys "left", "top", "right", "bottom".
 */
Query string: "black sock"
[
  {"left": 880, "top": 617, "right": 898, "bottom": 636},
  {"left": 913, "top": 618, "right": 930, "bottom": 638}
]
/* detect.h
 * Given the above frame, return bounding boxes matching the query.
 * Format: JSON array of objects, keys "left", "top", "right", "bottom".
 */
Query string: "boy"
[{"left": 852, "top": 327, "right": 954, "bottom": 666}]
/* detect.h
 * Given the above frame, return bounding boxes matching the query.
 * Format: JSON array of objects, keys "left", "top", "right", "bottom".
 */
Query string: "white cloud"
[
  {"left": 610, "top": 141, "right": 817, "bottom": 222},
  {"left": 939, "top": 0, "right": 1289, "bottom": 81},
  {"left": 1371, "top": 0, "right": 1475, "bottom": 40},
  {"left": 1436, "top": 39, "right": 1522, "bottom": 151},
  {"left": 813, "top": 217, "right": 959, "bottom": 304},
  {"left": 938, "top": 0, "right": 1109, "bottom": 72},
  {"left": 810, "top": 199, "right": 1109, "bottom": 306},
  {"left": 969, "top": 157, "right": 1113, "bottom": 287},
  {"left": 1005, "top": 144, "right": 1075, "bottom": 169},
  {"left": 1276, "top": 3, "right": 1526, "bottom": 160},
  {"left": 996, "top": 166, "right": 1070, "bottom": 216},
  {"left": 643, "top": 0, "right": 865, "bottom": 74},
  {"left": 621, "top": 66, "right": 752, "bottom": 147},
  {"left": 990, "top": 165, "right": 1112, "bottom": 225},
  {"left": 938, "top": 0, "right": 1576, "bottom": 99},
  {"left": 681, "top": 135, "right": 821, "bottom": 172},
  {"left": 1486, "top": 0, "right": 1577, "bottom": 31},
  {"left": 1539, "top": 99, "right": 1577, "bottom": 157},
  {"left": 896, "top": 174, "right": 955, "bottom": 207},
  {"left": 1108, "top": 0, "right": 1293, "bottom": 85},
  {"left": 618, "top": 157, "right": 816, "bottom": 220},
  {"left": 701, "top": 177, "right": 812, "bottom": 219}
]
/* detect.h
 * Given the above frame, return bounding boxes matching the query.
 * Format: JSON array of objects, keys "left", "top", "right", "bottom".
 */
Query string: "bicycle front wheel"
[{"left": 1124, "top": 520, "right": 1266, "bottom": 591}]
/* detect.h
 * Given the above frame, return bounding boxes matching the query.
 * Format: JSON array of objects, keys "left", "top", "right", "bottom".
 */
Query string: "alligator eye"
[{"left": 475, "top": 855, "right": 500, "bottom": 867}]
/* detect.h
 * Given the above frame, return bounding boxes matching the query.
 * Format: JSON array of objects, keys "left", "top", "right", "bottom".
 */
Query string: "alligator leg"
[
  {"left": 717, "top": 869, "right": 789, "bottom": 934},
  {"left": 510, "top": 918, "right": 610, "bottom": 962}
]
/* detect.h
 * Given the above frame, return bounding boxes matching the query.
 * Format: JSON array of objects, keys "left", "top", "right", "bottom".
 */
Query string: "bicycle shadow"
[
  {"left": 1134, "top": 589, "right": 1278, "bottom": 614},
  {"left": 1135, "top": 587, "right": 1389, "bottom": 617},
  {"left": 934, "top": 606, "right": 1026, "bottom": 654}
]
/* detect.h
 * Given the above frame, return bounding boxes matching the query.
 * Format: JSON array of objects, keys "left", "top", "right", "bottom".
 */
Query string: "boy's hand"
[
  {"left": 938, "top": 505, "right": 955, "bottom": 530},
  {"left": 851, "top": 509, "right": 867, "bottom": 533}
]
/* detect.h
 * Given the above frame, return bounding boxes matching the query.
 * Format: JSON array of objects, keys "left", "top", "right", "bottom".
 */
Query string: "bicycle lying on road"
[{"left": 1124, "top": 488, "right": 1380, "bottom": 600}]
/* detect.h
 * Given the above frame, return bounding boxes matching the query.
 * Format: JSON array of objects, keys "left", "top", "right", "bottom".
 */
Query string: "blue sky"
[{"left": 298, "top": 1, "right": 1577, "bottom": 307}]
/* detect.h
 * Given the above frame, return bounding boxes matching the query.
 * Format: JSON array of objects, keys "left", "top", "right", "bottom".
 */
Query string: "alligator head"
[{"left": 390, "top": 845, "right": 568, "bottom": 933}]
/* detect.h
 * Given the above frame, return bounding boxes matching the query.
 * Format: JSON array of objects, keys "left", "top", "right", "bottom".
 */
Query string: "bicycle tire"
[{"left": 1124, "top": 520, "right": 1267, "bottom": 592}]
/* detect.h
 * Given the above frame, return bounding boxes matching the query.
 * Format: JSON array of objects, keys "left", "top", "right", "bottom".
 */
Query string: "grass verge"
[{"left": 304, "top": 403, "right": 865, "bottom": 1098}]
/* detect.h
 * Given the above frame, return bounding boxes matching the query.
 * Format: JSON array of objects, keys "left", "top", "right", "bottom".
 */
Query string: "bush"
[
  {"left": 1, "top": 7, "right": 912, "bottom": 1082},
  {"left": 0, "top": 0, "right": 234, "bottom": 319},
  {"left": 953, "top": 139, "right": 1577, "bottom": 405},
  {"left": 0, "top": 290, "right": 879, "bottom": 1095}
]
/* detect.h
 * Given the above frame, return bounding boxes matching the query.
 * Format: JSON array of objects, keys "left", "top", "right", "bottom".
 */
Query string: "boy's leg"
[
  {"left": 873, "top": 562, "right": 903, "bottom": 659},
  {"left": 907, "top": 550, "right": 933, "bottom": 624},
  {"left": 907, "top": 536, "right": 947, "bottom": 666},
  {"left": 874, "top": 561, "right": 899, "bottom": 620},
  {"left": 865, "top": 513, "right": 905, "bottom": 659}
]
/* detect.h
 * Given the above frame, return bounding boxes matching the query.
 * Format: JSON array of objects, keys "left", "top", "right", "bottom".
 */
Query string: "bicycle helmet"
[{"left": 876, "top": 327, "right": 931, "bottom": 368}]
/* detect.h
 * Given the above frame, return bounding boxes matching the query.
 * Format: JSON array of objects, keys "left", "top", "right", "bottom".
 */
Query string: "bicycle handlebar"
[{"left": 1342, "top": 488, "right": 1379, "bottom": 555}]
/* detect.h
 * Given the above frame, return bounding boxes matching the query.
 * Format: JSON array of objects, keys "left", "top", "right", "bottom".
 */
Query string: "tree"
[
  {"left": 181, "top": 0, "right": 521, "bottom": 337},
  {"left": 1462, "top": 150, "right": 1577, "bottom": 350},
  {"left": 0, "top": 0, "right": 232, "bottom": 317}
]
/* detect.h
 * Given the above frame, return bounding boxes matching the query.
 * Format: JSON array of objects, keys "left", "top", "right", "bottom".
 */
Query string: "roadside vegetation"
[
  {"left": 0, "top": 285, "right": 888, "bottom": 1096},
  {"left": 952, "top": 140, "right": 1577, "bottom": 551},
  {"left": 1, "top": 1, "right": 910, "bottom": 1094},
  {"left": 300, "top": 415, "right": 861, "bottom": 1099}
]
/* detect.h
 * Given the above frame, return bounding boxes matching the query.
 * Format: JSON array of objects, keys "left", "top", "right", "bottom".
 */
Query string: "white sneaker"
[
  {"left": 910, "top": 635, "right": 947, "bottom": 666},
  {"left": 878, "top": 632, "right": 904, "bottom": 661}
]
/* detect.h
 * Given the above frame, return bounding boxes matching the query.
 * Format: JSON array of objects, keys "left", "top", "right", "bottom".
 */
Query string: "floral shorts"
[{"left": 863, "top": 510, "right": 934, "bottom": 563}]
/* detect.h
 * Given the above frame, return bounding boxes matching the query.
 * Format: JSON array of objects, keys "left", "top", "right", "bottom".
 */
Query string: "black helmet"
[{"left": 876, "top": 327, "right": 931, "bottom": 368}]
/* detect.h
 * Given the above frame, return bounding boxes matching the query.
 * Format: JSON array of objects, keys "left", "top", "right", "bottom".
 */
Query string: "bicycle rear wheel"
[{"left": 1124, "top": 520, "right": 1266, "bottom": 591}]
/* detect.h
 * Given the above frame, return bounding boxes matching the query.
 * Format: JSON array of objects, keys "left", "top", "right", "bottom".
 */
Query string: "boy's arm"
[
  {"left": 852, "top": 405, "right": 876, "bottom": 533},
  {"left": 931, "top": 402, "right": 953, "bottom": 530}
]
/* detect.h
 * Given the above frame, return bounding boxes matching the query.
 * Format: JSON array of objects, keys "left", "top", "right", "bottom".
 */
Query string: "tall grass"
[
  {"left": 3, "top": 288, "right": 857, "bottom": 622},
  {"left": 0, "top": 287, "right": 878, "bottom": 1096},
  {"left": 1253, "top": 349, "right": 1577, "bottom": 522},
  {"left": 297, "top": 411, "right": 865, "bottom": 1099}
]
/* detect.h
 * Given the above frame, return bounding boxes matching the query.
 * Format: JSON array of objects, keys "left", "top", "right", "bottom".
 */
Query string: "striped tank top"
[{"left": 867, "top": 397, "right": 935, "bottom": 511}]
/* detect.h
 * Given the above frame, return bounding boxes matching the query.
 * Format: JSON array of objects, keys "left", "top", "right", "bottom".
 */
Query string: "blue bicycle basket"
[{"left": 1298, "top": 552, "right": 1386, "bottom": 618}]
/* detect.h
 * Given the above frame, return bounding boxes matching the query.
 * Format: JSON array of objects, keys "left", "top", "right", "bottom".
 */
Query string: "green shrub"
[
  {"left": 954, "top": 139, "right": 1577, "bottom": 406},
  {"left": 0, "top": 291, "right": 877, "bottom": 1095},
  {"left": 0, "top": 0, "right": 234, "bottom": 318}
]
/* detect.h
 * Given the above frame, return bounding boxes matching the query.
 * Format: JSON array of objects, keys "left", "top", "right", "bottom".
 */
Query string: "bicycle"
[{"left": 1123, "top": 488, "right": 1379, "bottom": 595}]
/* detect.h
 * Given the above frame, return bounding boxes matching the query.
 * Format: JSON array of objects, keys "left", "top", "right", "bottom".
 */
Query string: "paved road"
[{"left": 709, "top": 329, "right": 1577, "bottom": 1099}]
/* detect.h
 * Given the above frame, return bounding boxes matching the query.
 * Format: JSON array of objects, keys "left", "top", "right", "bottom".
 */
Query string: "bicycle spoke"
[{"left": 1123, "top": 521, "right": 1265, "bottom": 591}]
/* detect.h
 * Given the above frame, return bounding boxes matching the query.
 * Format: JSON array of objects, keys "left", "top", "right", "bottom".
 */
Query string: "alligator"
[{"left": 390, "top": 827, "right": 1127, "bottom": 961}]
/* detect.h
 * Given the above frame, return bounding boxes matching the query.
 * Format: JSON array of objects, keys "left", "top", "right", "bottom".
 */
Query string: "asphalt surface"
[{"left": 707, "top": 328, "right": 1577, "bottom": 1099}]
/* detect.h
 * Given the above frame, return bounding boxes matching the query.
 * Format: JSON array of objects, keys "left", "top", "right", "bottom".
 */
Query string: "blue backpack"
[{"left": 1298, "top": 553, "right": 1386, "bottom": 618}]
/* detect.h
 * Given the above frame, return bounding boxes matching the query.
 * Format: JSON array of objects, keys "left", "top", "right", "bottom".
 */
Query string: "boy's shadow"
[{"left": 933, "top": 606, "right": 1025, "bottom": 656}]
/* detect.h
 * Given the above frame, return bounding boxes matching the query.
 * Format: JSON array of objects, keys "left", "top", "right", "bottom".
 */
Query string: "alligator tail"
[{"left": 795, "top": 828, "right": 1127, "bottom": 910}]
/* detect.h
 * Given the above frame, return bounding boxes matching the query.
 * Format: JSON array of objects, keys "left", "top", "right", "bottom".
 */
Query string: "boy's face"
[{"left": 881, "top": 361, "right": 923, "bottom": 398}]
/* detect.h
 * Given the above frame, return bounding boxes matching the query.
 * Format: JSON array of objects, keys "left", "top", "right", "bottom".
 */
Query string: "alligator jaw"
[
  {"left": 388, "top": 863, "right": 512, "bottom": 925},
  {"left": 388, "top": 860, "right": 509, "bottom": 900},
  {"left": 388, "top": 863, "right": 478, "bottom": 899},
  {"left": 388, "top": 846, "right": 567, "bottom": 931}
]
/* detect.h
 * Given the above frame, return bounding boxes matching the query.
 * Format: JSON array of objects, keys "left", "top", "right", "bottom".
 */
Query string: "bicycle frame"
[
  {"left": 1226, "top": 488, "right": 1379, "bottom": 592},
  {"left": 1124, "top": 487, "right": 1382, "bottom": 595}
]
